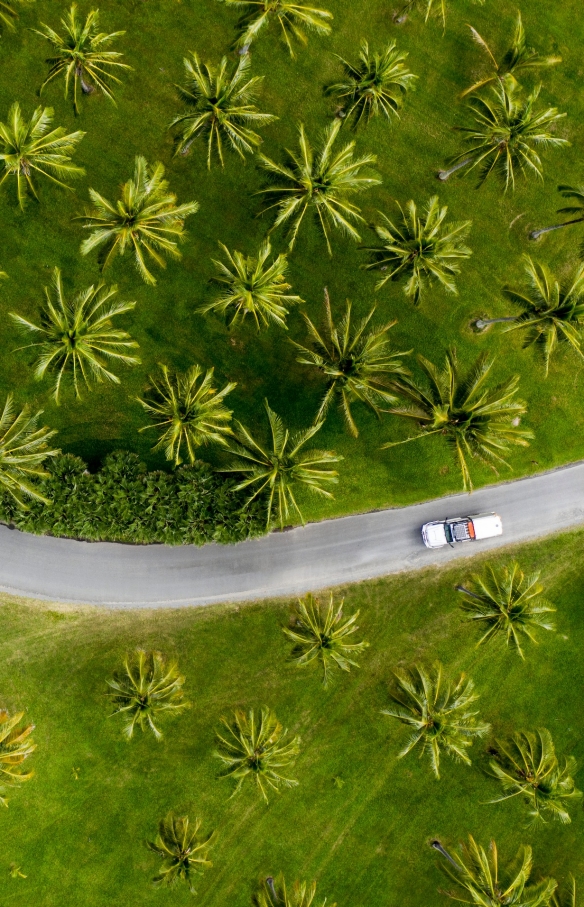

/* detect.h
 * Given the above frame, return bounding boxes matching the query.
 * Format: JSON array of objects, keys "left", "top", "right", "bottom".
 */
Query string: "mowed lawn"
[
  {"left": 0, "top": 0, "right": 584, "bottom": 521},
  {"left": 1, "top": 530, "right": 584, "bottom": 906}
]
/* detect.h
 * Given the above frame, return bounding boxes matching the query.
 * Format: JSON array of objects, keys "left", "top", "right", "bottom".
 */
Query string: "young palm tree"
[
  {"left": 10, "top": 268, "right": 139, "bottom": 402},
  {"left": 456, "top": 562, "right": 556, "bottom": 658},
  {"left": 384, "top": 351, "right": 532, "bottom": 492},
  {"left": 327, "top": 40, "right": 417, "bottom": 126},
  {"left": 489, "top": 729, "right": 582, "bottom": 824},
  {"left": 200, "top": 240, "right": 302, "bottom": 330},
  {"left": 147, "top": 813, "right": 215, "bottom": 893},
  {"left": 284, "top": 592, "right": 368, "bottom": 686},
  {"left": 218, "top": 0, "right": 333, "bottom": 57},
  {"left": 137, "top": 364, "right": 235, "bottom": 466},
  {"left": 0, "top": 102, "right": 85, "bottom": 209},
  {"left": 258, "top": 120, "right": 380, "bottom": 254},
  {"left": 170, "top": 53, "right": 276, "bottom": 168},
  {"left": 362, "top": 196, "right": 472, "bottom": 304},
  {"left": 531, "top": 183, "right": 584, "bottom": 241},
  {"left": 78, "top": 156, "right": 199, "bottom": 285},
  {"left": 257, "top": 876, "right": 331, "bottom": 907},
  {"left": 34, "top": 5, "right": 131, "bottom": 115},
  {"left": 382, "top": 663, "right": 489, "bottom": 778},
  {"left": 0, "top": 395, "right": 58, "bottom": 506},
  {"left": 292, "top": 288, "right": 410, "bottom": 436},
  {"left": 443, "top": 79, "right": 567, "bottom": 191},
  {"left": 0, "top": 0, "right": 31, "bottom": 34},
  {"left": 106, "top": 649, "right": 189, "bottom": 740},
  {"left": 216, "top": 707, "right": 300, "bottom": 801},
  {"left": 220, "top": 399, "right": 341, "bottom": 528},
  {"left": 462, "top": 13, "right": 562, "bottom": 98},
  {"left": 0, "top": 710, "right": 36, "bottom": 807}
]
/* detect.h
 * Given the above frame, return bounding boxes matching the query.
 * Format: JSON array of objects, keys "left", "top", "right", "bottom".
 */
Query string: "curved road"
[{"left": 1, "top": 461, "right": 584, "bottom": 608}]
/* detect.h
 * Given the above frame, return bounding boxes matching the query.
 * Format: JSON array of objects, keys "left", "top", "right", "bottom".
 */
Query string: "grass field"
[
  {"left": 1, "top": 0, "right": 584, "bottom": 522},
  {"left": 1, "top": 529, "right": 583, "bottom": 906}
]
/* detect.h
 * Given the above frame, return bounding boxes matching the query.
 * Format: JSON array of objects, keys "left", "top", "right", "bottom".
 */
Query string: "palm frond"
[{"left": 0, "top": 709, "right": 36, "bottom": 807}]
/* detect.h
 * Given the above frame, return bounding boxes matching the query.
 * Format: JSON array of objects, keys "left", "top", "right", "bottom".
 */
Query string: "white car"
[{"left": 422, "top": 512, "right": 502, "bottom": 549}]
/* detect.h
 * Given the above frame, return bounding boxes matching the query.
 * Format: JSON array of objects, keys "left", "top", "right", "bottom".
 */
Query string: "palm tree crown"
[
  {"left": 362, "top": 196, "right": 472, "bottom": 304},
  {"left": 220, "top": 399, "right": 342, "bottom": 528},
  {"left": 258, "top": 120, "right": 380, "bottom": 254},
  {"left": 106, "top": 649, "right": 189, "bottom": 740},
  {"left": 0, "top": 395, "right": 58, "bottom": 505},
  {"left": 0, "top": 709, "right": 36, "bottom": 807},
  {"left": 382, "top": 663, "right": 489, "bottom": 778},
  {"left": 293, "top": 288, "right": 410, "bottom": 436},
  {"left": 11, "top": 268, "right": 139, "bottom": 402},
  {"left": 328, "top": 40, "right": 417, "bottom": 126},
  {"left": 201, "top": 240, "right": 302, "bottom": 330},
  {"left": 457, "top": 562, "right": 556, "bottom": 658},
  {"left": 35, "top": 4, "right": 131, "bottom": 114},
  {"left": 0, "top": 102, "right": 85, "bottom": 208},
  {"left": 218, "top": 0, "right": 333, "bottom": 57},
  {"left": 257, "top": 876, "right": 333, "bottom": 907},
  {"left": 138, "top": 364, "right": 235, "bottom": 466},
  {"left": 78, "top": 155, "right": 199, "bottom": 285},
  {"left": 147, "top": 813, "right": 215, "bottom": 892},
  {"left": 385, "top": 351, "right": 532, "bottom": 491}
]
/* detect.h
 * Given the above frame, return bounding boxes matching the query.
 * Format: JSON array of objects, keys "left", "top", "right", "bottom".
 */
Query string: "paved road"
[{"left": 1, "top": 461, "right": 584, "bottom": 608}]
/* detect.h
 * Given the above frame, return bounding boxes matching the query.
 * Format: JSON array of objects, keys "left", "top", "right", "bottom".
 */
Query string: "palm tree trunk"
[
  {"left": 474, "top": 316, "right": 516, "bottom": 331},
  {"left": 430, "top": 840, "right": 460, "bottom": 870},
  {"left": 529, "top": 218, "right": 583, "bottom": 240},
  {"left": 266, "top": 877, "right": 279, "bottom": 902},
  {"left": 455, "top": 584, "right": 483, "bottom": 600},
  {"left": 437, "top": 159, "right": 472, "bottom": 181},
  {"left": 77, "top": 66, "right": 94, "bottom": 95}
]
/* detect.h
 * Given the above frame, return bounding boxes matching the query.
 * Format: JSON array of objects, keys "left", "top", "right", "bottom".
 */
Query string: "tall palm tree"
[
  {"left": 384, "top": 351, "right": 532, "bottom": 492},
  {"left": 489, "top": 729, "right": 582, "bottom": 824},
  {"left": 442, "top": 79, "right": 567, "bottom": 191},
  {"left": 220, "top": 399, "right": 341, "bottom": 528},
  {"left": 78, "top": 156, "right": 199, "bottom": 285},
  {"left": 257, "top": 876, "right": 331, "bottom": 907},
  {"left": 292, "top": 288, "right": 410, "bottom": 436},
  {"left": 216, "top": 707, "right": 300, "bottom": 801},
  {"left": 284, "top": 592, "right": 368, "bottom": 686},
  {"left": 0, "top": 395, "right": 58, "bottom": 506},
  {"left": 106, "top": 649, "right": 189, "bottom": 740},
  {"left": 362, "top": 196, "right": 472, "bottom": 304},
  {"left": 456, "top": 562, "right": 556, "bottom": 658},
  {"left": 138, "top": 364, "right": 235, "bottom": 466},
  {"left": 530, "top": 183, "right": 584, "bottom": 241},
  {"left": 10, "top": 268, "right": 140, "bottom": 402},
  {"left": 382, "top": 663, "right": 489, "bottom": 778},
  {"left": 461, "top": 13, "right": 562, "bottom": 98},
  {"left": 327, "top": 40, "right": 417, "bottom": 126},
  {"left": 0, "top": 103, "right": 85, "bottom": 209},
  {"left": 217, "top": 0, "right": 333, "bottom": 57},
  {"left": 170, "top": 53, "right": 276, "bottom": 168},
  {"left": 0, "top": 0, "right": 31, "bottom": 34},
  {"left": 147, "top": 813, "right": 215, "bottom": 893},
  {"left": 258, "top": 120, "right": 380, "bottom": 254},
  {"left": 34, "top": 5, "right": 131, "bottom": 115},
  {"left": 200, "top": 240, "right": 302, "bottom": 330},
  {"left": 0, "top": 710, "right": 36, "bottom": 807}
]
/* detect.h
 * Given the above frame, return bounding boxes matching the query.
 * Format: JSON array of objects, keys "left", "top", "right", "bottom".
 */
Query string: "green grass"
[
  {"left": 1, "top": 0, "right": 583, "bottom": 522},
  {"left": 1, "top": 529, "right": 584, "bottom": 905}
]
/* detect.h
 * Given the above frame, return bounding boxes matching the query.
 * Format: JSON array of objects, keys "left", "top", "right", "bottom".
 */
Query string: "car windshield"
[{"left": 444, "top": 523, "right": 453, "bottom": 543}]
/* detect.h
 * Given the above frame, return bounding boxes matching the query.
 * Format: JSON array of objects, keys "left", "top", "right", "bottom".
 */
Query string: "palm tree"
[
  {"left": 456, "top": 563, "right": 556, "bottom": 658},
  {"left": 220, "top": 399, "right": 342, "bottom": 528},
  {"left": 362, "top": 197, "right": 472, "bottom": 304},
  {"left": 552, "top": 878, "right": 578, "bottom": 907},
  {"left": 384, "top": 351, "right": 532, "bottom": 492},
  {"left": 256, "top": 876, "right": 331, "bottom": 907},
  {"left": 34, "top": 5, "right": 131, "bottom": 115},
  {"left": 0, "top": 0, "right": 31, "bottom": 34},
  {"left": 434, "top": 836, "right": 557, "bottom": 907},
  {"left": 382, "top": 663, "right": 489, "bottom": 778},
  {"left": 0, "top": 103, "right": 85, "bottom": 208},
  {"left": 170, "top": 53, "right": 276, "bottom": 168},
  {"left": 137, "top": 364, "right": 235, "bottom": 466},
  {"left": 258, "top": 120, "right": 380, "bottom": 254},
  {"left": 327, "top": 40, "right": 417, "bottom": 126},
  {"left": 200, "top": 240, "right": 302, "bottom": 330},
  {"left": 217, "top": 0, "right": 333, "bottom": 57},
  {"left": 0, "top": 710, "right": 36, "bottom": 807},
  {"left": 147, "top": 813, "right": 215, "bottom": 893},
  {"left": 106, "top": 649, "right": 189, "bottom": 740},
  {"left": 489, "top": 729, "right": 582, "bottom": 824},
  {"left": 292, "top": 288, "right": 410, "bottom": 436},
  {"left": 530, "top": 183, "right": 584, "bottom": 241},
  {"left": 284, "top": 592, "right": 368, "bottom": 686},
  {"left": 393, "top": 0, "right": 454, "bottom": 30},
  {"left": 10, "top": 268, "right": 140, "bottom": 402},
  {"left": 215, "top": 707, "right": 300, "bottom": 801},
  {"left": 78, "top": 156, "right": 199, "bottom": 285},
  {"left": 441, "top": 79, "right": 567, "bottom": 191},
  {"left": 0, "top": 395, "right": 58, "bottom": 506}
]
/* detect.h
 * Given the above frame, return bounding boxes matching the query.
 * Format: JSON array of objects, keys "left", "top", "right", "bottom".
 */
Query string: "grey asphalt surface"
[{"left": 1, "top": 462, "right": 583, "bottom": 608}]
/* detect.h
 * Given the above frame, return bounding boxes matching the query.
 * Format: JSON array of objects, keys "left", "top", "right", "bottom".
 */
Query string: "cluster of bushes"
[{"left": 0, "top": 452, "right": 266, "bottom": 545}]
